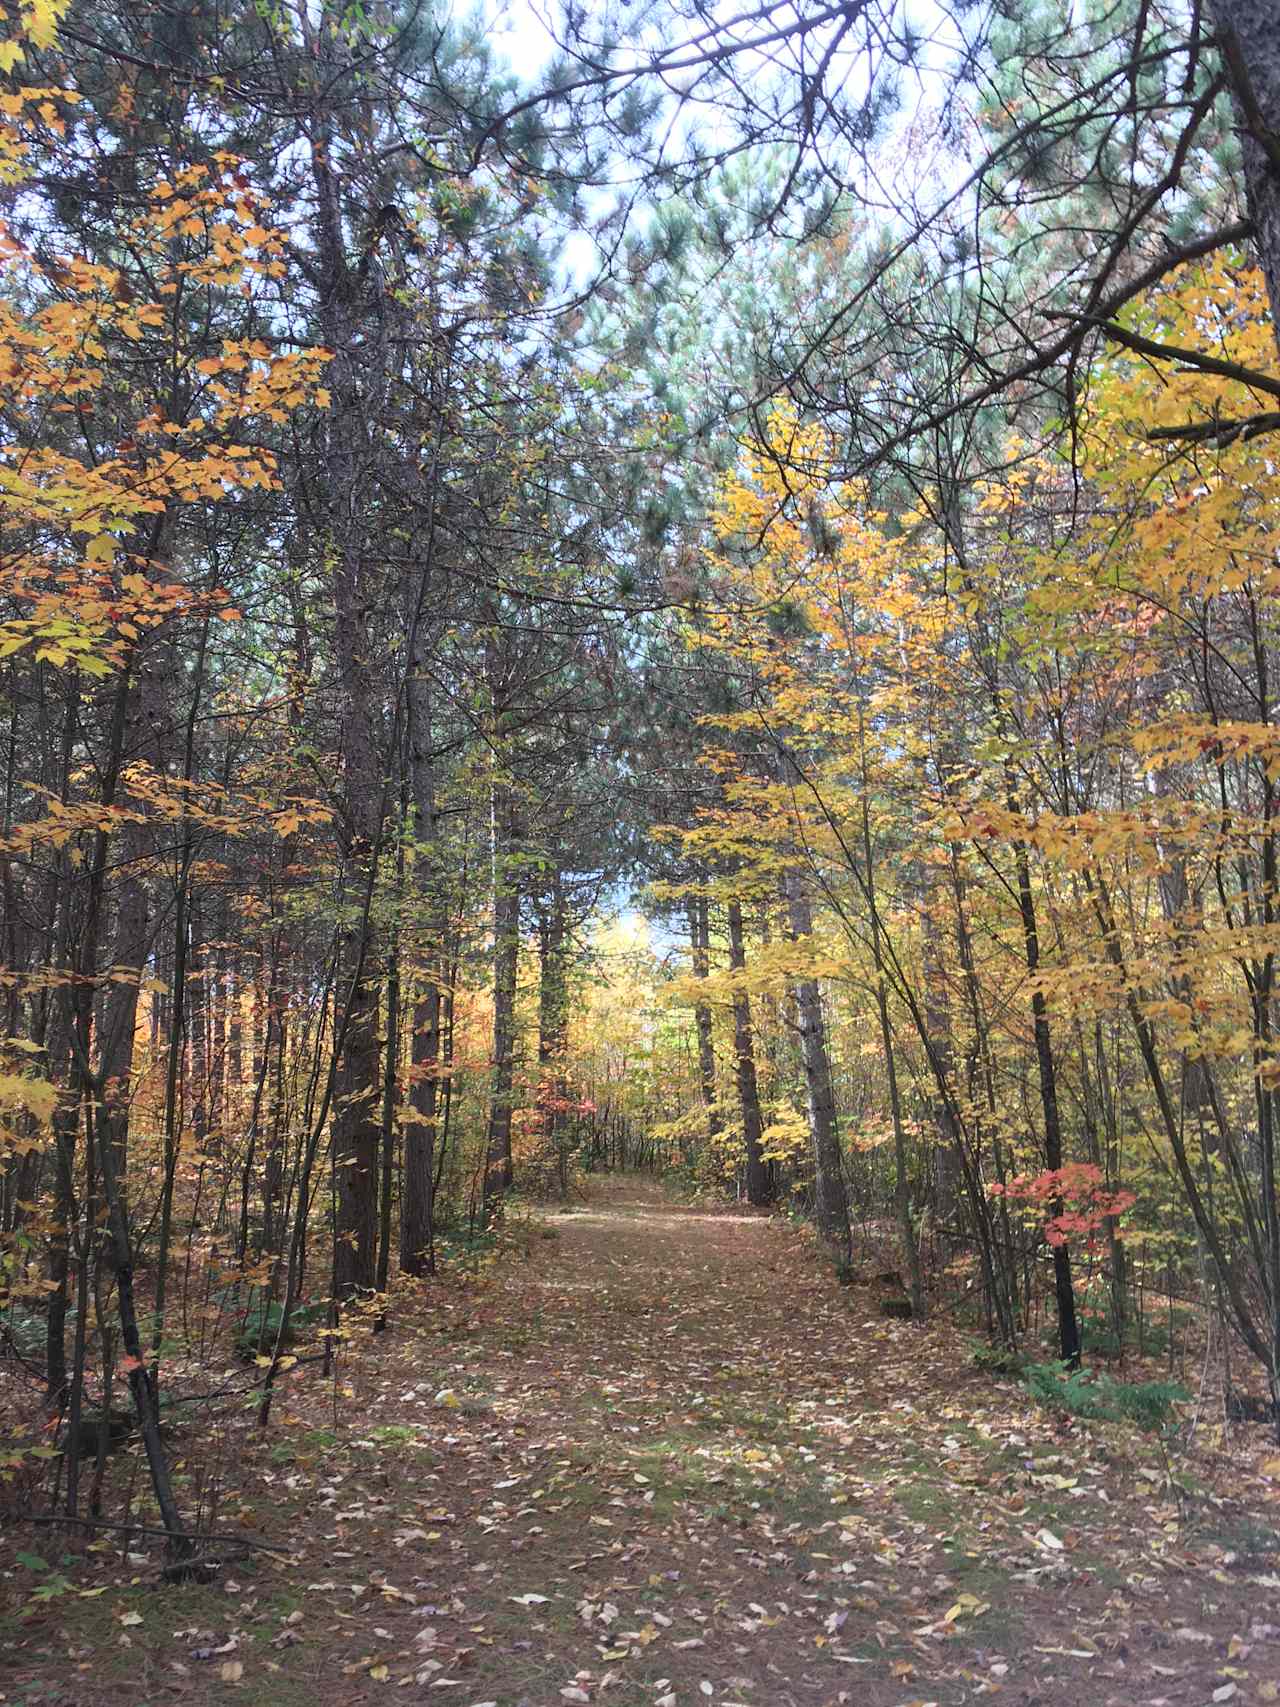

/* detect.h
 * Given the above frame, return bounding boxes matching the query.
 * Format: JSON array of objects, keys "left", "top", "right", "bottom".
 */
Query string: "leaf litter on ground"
[{"left": 4, "top": 1175, "right": 1280, "bottom": 1706}]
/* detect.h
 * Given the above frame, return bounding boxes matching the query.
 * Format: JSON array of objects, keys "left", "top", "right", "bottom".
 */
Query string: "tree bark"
[
  {"left": 537, "top": 872, "right": 572, "bottom": 1194},
  {"left": 484, "top": 780, "right": 519, "bottom": 1212},
  {"left": 726, "top": 898, "right": 772, "bottom": 1207},
  {"left": 375, "top": 836, "right": 402, "bottom": 1303},
  {"left": 63, "top": 655, "right": 189, "bottom": 1553},
  {"left": 306, "top": 19, "right": 387, "bottom": 1296},
  {"left": 1011, "top": 828, "right": 1081, "bottom": 1368},
  {"left": 95, "top": 637, "right": 173, "bottom": 1209},
  {"left": 922, "top": 882, "right": 960, "bottom": 1225},
  {"left": 400, "top": 630, "right": 445, "bottom": 1276},
  {"left": 1210, "top": 0, "right": 1280, "bottom": 350},
  {"left": 688, "top": 896, "right": 722, "bottom": 1147},
  {"left": 780, "top": 868, "right": 850, "bottom": 1263}
]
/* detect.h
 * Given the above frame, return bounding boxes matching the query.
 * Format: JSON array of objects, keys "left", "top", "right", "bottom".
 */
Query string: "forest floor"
[{"left": 4, "top": 1174, "right": 1280, "bottom": 1707}]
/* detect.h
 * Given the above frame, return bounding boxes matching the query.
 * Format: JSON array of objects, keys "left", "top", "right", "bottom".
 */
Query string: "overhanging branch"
[
  {"left": 1067, "top": 311, "right": 1280, "bottom": 401},
  {"left": 1146, "top": 409, "right": 1280, "bottom": 445}
]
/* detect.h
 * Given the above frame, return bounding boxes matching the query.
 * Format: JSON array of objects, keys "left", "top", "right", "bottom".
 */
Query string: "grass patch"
[{"left": 1193, "top": 1516, "right": 1280, "bottom": 1558}]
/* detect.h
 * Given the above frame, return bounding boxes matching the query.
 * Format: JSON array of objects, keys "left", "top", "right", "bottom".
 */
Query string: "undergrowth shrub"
[
  {"left": 216, "top": 1287, "right": 326, "bottom": 1360},
  {"left": 2, "top": 1303, "right": 75, "bottom": 1361},
  {"left": 970, "top": 1339, "right": 1028, "bottom": 1377},
  {"left": 1024, "top": 1359, "right": 1187, "bottom": 1431}
]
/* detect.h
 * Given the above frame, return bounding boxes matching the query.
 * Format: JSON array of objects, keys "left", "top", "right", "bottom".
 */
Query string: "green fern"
[{"left": 1024, "top": 1360, "right": 1186, "bottom": 1432}]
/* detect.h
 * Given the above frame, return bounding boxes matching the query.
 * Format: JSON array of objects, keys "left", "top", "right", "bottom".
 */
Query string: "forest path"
[{"left": 9, "top": 1174, "right": 1280, "bottom": 1707}]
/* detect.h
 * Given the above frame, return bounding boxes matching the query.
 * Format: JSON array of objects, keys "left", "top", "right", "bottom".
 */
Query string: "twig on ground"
[{"left": 16, "top": 1511, "right": 290, "bottom": 1559}]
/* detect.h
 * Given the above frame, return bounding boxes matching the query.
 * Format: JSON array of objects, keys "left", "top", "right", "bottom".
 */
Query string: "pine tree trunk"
[
  {"left": 688, "top": 896, "right": 722, "bottom": 1146},
  {"left": 1210, "top": 1, "right": 1280, "bottom": 349},
  {"left": 726, "top": 898, "right": 771, "bottom": 1207},
  {"left": 538, "top": 875, "right": 571, "bottom": 1194},
  {"left": 332, "top": 938, "right": 381, "bottom": 1296},
  {"left": 329, "top": 533, "right": 384, "bottom": 1296},
  {"left": 375, "top": 888, "right": 401, "bottom": 1301},
  {"left": 484, "top": 786, "right": 519, "bottom": 1212},
  {"left": 307, "top": 21, "right": 387, "bottom": 1297},
  {"left": 401, "top": 613, "right": 445, "bottom": 1276}
]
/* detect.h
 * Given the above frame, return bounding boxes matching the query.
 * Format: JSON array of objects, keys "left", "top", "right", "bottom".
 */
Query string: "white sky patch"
[
  {"left": 485, "top": 0, "right": 560, "bottom": 77},
  {"left": 470, "top": 2, "right": 984, "bottom": 323}
]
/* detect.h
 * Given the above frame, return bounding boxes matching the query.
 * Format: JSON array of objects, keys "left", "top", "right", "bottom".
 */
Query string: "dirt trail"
[{"left": 6, "top": 1174, "right": 1280, "bottom": 1706}]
